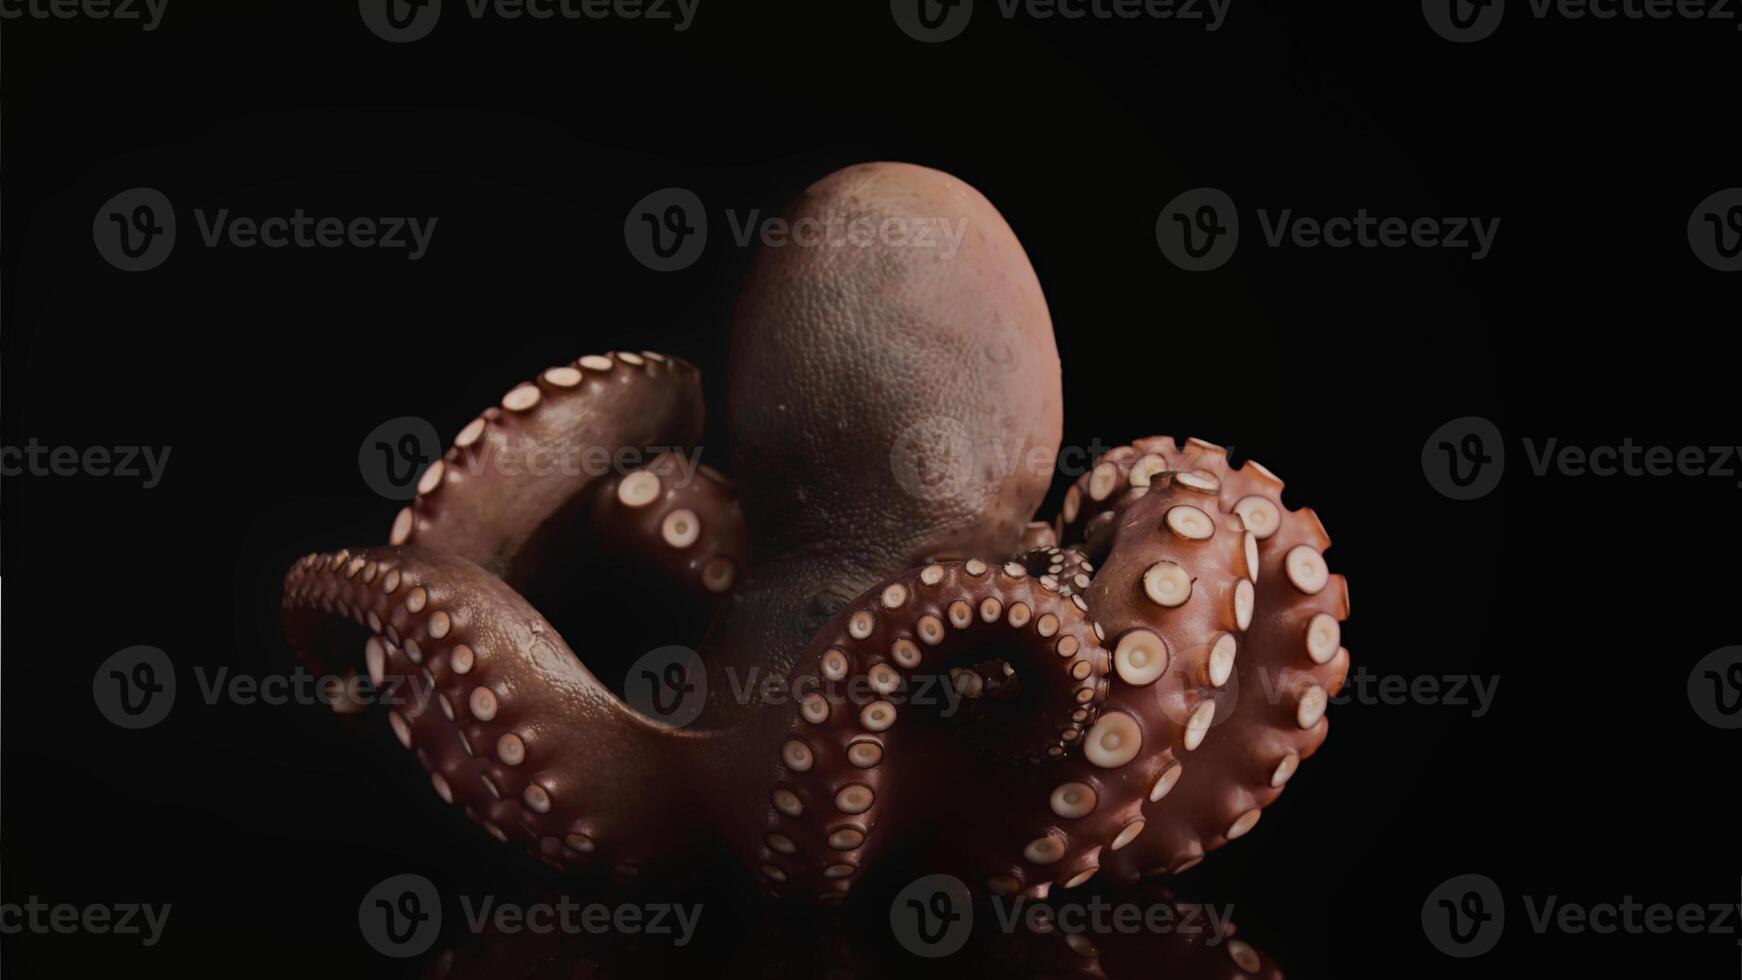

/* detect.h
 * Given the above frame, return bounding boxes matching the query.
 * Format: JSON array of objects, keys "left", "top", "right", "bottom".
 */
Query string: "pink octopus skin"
[{"left": 280, "top": 162, "right": 1350, "bottom": 902}]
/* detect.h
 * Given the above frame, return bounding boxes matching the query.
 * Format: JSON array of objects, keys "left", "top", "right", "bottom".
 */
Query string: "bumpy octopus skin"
[{"left": 279, "top": 162, "right": 1350, "bottom": 902}]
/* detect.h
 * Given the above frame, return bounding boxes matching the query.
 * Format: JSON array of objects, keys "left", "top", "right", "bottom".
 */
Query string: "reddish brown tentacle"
[
  {"left": 388, "top": 351, "right": 705, "bottom": 587},
  {"left": 585, "top": 451, "right": 748, "bottom": 602},
  {"left": 282, "top": 546, "right": 729, "bottom": 875},
  {"left": 747, "top": 559, "right": 1110, "bottom": 902},
  {"left": 1052, "top": 437, "right": 1349, "bottom": 881}
]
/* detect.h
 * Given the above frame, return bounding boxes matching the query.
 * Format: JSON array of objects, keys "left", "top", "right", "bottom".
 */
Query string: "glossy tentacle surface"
[{"left": 279, "top": 162, "right": 1351, "bottom": 903}]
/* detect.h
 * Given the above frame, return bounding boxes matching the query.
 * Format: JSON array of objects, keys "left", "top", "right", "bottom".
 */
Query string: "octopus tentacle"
[
  {"left": 1053, "top": 437, "right": 1349, "bottom": 880},
  {"left": 1101, "top": 442, "right": 1349, "bottom": 879},
  {"left": 388, "top": 350, "right": 706, "bottom": 587},
  {"left": 750, "top": 558, "right": 1111, "bottom": 901},
  {"left": 584, "top": 451, "right": 747, "bottom": 602},
  {"left": 282, "top": 546, "right": 720, "bottom": 875},
  {"left": 1013, "top": 544, "right": 1098, "bottom": 599},
  {"left": 1057, "top": 437, "right": 1230, "bottom": 563}
]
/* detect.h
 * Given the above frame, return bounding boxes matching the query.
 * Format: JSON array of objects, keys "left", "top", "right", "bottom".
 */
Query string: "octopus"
[{"left": 282, "top": 162, "right": 1351, "bottom": 905}]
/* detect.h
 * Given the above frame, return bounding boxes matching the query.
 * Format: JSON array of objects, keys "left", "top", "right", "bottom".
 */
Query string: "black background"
[{"left": 2, "top": 1, "right": 1737, "bottom": 977}]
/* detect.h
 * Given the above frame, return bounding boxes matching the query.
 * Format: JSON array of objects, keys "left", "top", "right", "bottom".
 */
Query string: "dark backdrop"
[{"left": 3, "top": 1, "right": 1737, "bottom": 977}]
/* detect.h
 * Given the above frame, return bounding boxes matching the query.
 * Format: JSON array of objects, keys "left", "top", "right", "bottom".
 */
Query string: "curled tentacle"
[
  {"left": 749, "top": 559, "right": 1110, "bottom": 902},
  {"left": 1012, "top": 544, "right": 1098, "bottom": 599},
  {"left": 585, "top": 451, "right": 748, "bottom": 602},
  {"left": 282, "top": 546, "right": 722, "bottom": 875},
  {"left": 1057, "top": 437, "right": 1230, "bottom": 564},
  {"left": 1099, "top": 442, "right": 1349, "bottom": 879},
  {"left": 388, "top": 350, "right": 705, "bottom": 588},
  {"left": 1054, "top": 437, "right": 1349, "bottom": 881}
]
